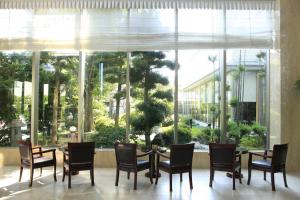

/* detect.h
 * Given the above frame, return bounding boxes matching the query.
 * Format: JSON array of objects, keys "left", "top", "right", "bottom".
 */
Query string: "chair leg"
[
  {"left": 155, "top": 167, "right": 159, "bottom": 185},
  {"left": 40, "top": 168, "right": 42, "bottom": 176},
  {"left": 62, "top": 167, "right": 65, "bottom": 182},
  {"left": 180, "top": 173, "right": 183, "bottom": 182},
  {"left": 232, "top": 169, "right": 236, "bottom": 190},
  {"left": 209, "top": 169, "right": 213, "bottom": 187},
  {"left": 19, "top": 166, "right": 23, "bottom": 182},
  {"left": 68, "top": 169, "right": 71, "bottom": 188},
  {"left": 149, "top": 168, "right": 153, "bottom": 184},
  {"left": 189, "top": 170, "right": 193, "bottom": 189},
  {"left": 134, "top": 171, "right": 137, "bottom": 190},
  {"left": 283, "top": 169, "right": 288, "bottom": 188},
  {"left": 212, "top": 170, "right": 215, "bottom": 181},
  {"left": 115, "top": 168, "right": 119, "bottom": 186},
  {"left": 90, "top": 169, "right": 95, "bottom": 186},
  {"left": 54, "top": 164, "right": 57, "bottom": 182},
  {"left": 271, "top": 172, "right": 275, "bottom": 191},
  {"left": 169, "top": 173, "right": 172, "bottom": 192},
  {"left": 29, "top": 167, "right": 34, "bottom": 187},
  {"left": 264, "top": 171, "right": 267, "bottom": 181},
  {"left": 127, "top": 171, "right": 130, "bottom": 179},
  {"left": 239, "top": 167, "right": 242, "bottom": 184},
  {"left": 247, "top": 167, "right": 251, "bottom": 185}
]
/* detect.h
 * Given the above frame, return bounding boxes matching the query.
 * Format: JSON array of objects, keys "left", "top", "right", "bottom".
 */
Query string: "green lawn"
[{"left": 191, "top": 126, "right": 202, "bottom": 138}]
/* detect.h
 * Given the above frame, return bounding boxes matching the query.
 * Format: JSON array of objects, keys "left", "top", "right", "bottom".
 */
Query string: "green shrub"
[
  {"left": 179, "top": 116, "right": 191, "bottom": 126},
  {"left": 91, "top": 124, "right": 126, "bottom": 148},
  {"left": 211, "top": 128, "right": 220, "bottom": 143},
  {"left": 251, "top": 122, "right": 266, "bottom": 136},
  {"left": 195, "top": 128, "right": 220, "bottom": 144},
  {"left": 196, "top": 128, "right": 210, "bottom": 144},
  {"left": 162, "top": 117, "right": 174, "bottom": 127},
  {"left": 161, "top": 123, "right": 192, "bottom": 146},
  {"left": 227, "top": 121, "right": 240, "bottom": 139},
  {"left": 240, "top": 135, "right": 265, "bottom": 149},
  {"left": 94, "top": 116, "right": 114, "bottom": 127},
  {"left": 239, "top": 123, "right": 252, "bottom": 137}
]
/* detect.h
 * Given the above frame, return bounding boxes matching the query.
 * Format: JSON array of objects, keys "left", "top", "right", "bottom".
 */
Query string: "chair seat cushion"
[
  {"left": 159, "top": 160, "right": 170, "bottom": 169},
  {"left": 252, "top": 159, "right": 271, "bottom": 169},
  {"left": 137, "top": 160, "right": 150, "bottom": 170},
  {"left": 34, "top": 156, "right": 54, "bottom": 163},
  {"left": 33, "top": 156, "right": 55, "bottom": 168}
]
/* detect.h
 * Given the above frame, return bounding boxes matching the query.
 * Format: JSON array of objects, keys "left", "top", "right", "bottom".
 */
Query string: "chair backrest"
[
  {"left": 18, "top": 141, "right": 33, "bottom": 162},
  {"left": 68, "top": 142, "right": 95, "bottom": 164},
  {"left": 170, "top": 143, "right": 194, "bottom": 167},
  {"left": 114, "top": 143, "right": 137, "bottom": 167},
  {"left": 271, "top": 143, "right": 288, "bottom": 168},
  {"left": 209, "top": 143, "right": 236, "bottom": 167}
]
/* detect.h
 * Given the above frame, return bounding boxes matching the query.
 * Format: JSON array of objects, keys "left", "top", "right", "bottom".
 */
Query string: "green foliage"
[
  {"left": 295, "top": 76, "right": 300, "bottom": 95},
  {"left": 239, "top": 123, "right": 252, "bottom": 137},
  {"left": 195, "top": 127, "right": 210, "bottom": 144},
  {"left": 161, "top": 123, "right": 192, "bottom": 147},
  {"left": 94, "top": 115, "right": 115, "bottom": 127},
  {"left": 179, "top": 116, "right": 191, "bottom": 126},
  {"left": 191, "top": 127, "right": 201, "bottom": 137},
  {"left": 0, "top": 128, "right": 10, "bottom": 146},
  {"left": 130, "top": 51, "right": 175, "bottom": 148},
  {"left": 227, "top": 121, "right": 240, "bottom": 139},
  {"left": 162, "top": 116, "right": 174, "bottom": 127},
  {"left": 240, "top": 135, "right": 265, "bottom": 149},
  {"left": 195, "top": 127, "right": 220, "bottom": 144},
  {"left": 251, "top": 122, "right": 266, "bottom": 136},
  {"left": 229, "top": 97, "right": 238, "bottom": 107},
  {"left": 91, "top": 124, "right": 126, "bottom": 148}
]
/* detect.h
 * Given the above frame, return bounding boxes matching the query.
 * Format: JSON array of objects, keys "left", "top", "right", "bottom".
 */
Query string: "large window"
[
  {"left": 0, "top": 7, "right": 274, "bottom": 149},
  {"left": 0, "top": 52, "right": 32, "bottom": 146}
]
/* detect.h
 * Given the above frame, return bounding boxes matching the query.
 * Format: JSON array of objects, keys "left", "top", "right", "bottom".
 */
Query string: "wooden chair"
[
  {"left": 247, "top": 143, "right": 288, "bottom": 191},
  {"left": 209, "top": 143, "right": 242, "bottom": 190},
  {"left": 62, "top": 142, "right": 95, "bottom": 188},
  {"left": 155, "top": 143, "right": 195, "bottom": 191},
  {"left": 114, "top": 142, "right": 153, "bottom": 190},
  {"left": 18, "top": 141, "right": 57, "bottom": 187}
]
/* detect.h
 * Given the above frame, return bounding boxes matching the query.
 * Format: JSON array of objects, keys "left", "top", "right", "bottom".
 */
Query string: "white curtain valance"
[
  {"left": 0, "top": 9, "right": 274, "bottom": 51},
  {"left": 0, "top": 0, "right": 275, "bottom": 10}
]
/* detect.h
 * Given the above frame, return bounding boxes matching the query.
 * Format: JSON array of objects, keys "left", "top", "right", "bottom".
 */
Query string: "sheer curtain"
[{"left": 0, "top": 8, "right": 274, "bottom": 51}]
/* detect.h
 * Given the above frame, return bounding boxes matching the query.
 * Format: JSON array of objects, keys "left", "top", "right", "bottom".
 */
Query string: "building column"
[
  {"left": 174, "top": 8, "right": 179, "bottom": 144},
  {"left": 31, "top": 52, "right": 40, "bottom": 145}
]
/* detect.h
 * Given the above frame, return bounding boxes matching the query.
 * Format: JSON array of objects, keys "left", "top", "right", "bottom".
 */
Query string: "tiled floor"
[{"left": 0, "top": 167, "right": 299, "bottom": 200}]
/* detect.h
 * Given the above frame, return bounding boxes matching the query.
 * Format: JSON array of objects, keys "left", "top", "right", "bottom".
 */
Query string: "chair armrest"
[
  {"left": 32, "top": 149, "right": 56, "bottom": 155},
  {"left": 156, "top": 151, "right": 170, "bottom": 159},
  {"left": 137, "top": 150, "right": 153, "bottom": 158},
  {"left": 249, "top": 152, "right": 273, "bottom": 158}
]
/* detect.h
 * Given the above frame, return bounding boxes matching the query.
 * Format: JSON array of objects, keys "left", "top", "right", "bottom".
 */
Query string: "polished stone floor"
[{"left": 0, "top": 167, "right": 300, "bottom": 200}]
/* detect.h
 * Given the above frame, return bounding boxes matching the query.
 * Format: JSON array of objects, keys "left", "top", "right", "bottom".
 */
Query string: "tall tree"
[
  {"left": 41, "top": 52, "right": 78, "bottom": 145},
  {"left": 84, "top": 52, "right": 126, "bottom": 131},
  {"left": 130, "top": 51, "right": 175, "bottom": 149}
]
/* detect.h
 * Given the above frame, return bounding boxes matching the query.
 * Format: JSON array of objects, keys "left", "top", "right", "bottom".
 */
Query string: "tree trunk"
[
  {"left": 144, "top": 68, "right": 151, "bottom": 149},
  {"left": 51, "top": 70, "right": 59, "bottom": 145},
  {"left": 21, "top": 81, "right": 25, "bottom": 114},
  {"left": 84, "top": 59, "right": 95, "bottom": 132},
  {"left": 84, "top": 87, "right": 94, "bottom": 132},
  {"left": 114, "top": 82, "right": 121, "bottom": 127}
]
